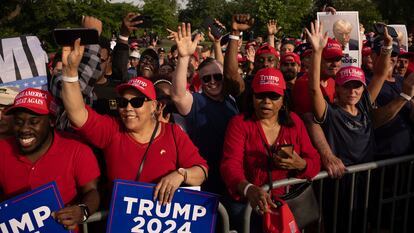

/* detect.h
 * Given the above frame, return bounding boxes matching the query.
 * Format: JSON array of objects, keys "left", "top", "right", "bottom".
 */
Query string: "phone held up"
[
  {"left": 53, "top": 28, "right": 99, "bottom": 46},
  {"left": 201, "top": 17, "right": 226, "bottom": 39},
  {"left": 131, "top": 15, "right": 153, "bottom": 28},
  {"left": 373, "top": 23, "right": 398, "bottom": 38}
]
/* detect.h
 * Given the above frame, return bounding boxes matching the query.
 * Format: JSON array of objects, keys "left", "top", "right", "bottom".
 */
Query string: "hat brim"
[
  {"left": 116, "top": 83, "right": 155, "bottom": 100},
  {"left": 5, "top": 105, "right": 49, "bottom": 115},
  {"left": 253, "top": 86, "right": 285, "bottom": 96},
  {"left": 336, "top": 78, "right": 366, "bottom": 87}
]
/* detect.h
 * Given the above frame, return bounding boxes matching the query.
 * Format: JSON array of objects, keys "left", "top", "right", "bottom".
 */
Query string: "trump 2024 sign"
[
  {"left": 0, "top": 182, "right": 71, "bottom": 233},
  {"left": 107, "top": 180, "right": 220, "bottom": 233}
]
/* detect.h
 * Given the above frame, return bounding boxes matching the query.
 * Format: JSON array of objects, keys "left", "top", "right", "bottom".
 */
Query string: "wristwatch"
[
  {"left": 78, "top": 204, "right": 90, "bottom": 223},
  {"left": 177, "top": 168, "right": 188, "bottom": 183}
]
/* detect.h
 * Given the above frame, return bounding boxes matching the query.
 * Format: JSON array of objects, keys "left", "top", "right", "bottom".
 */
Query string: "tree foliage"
[{"left": 143, "top": 0, "right": 178, "bottom": 37}]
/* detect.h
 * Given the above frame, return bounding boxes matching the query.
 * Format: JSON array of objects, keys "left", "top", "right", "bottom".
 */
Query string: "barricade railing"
[
  {"left": 82, "top": 202, "right": 231, "bottom": 233},
  {"left": 243, "top": 154, "right": 414, "bottom": 233}
]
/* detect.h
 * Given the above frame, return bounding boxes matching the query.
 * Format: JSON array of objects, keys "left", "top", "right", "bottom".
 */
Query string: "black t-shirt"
[
  {"left": 366, "top": 75, "right": 414, "bottom": 158},
  {"left": 93, "top": 79, "right": 121, "bottom": 117},
  {"left": 320, "top": 91, "right": 374, "bottom": 165}
]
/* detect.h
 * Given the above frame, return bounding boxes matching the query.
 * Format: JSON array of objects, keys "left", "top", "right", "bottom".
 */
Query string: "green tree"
[{"left": 143, "top": 0, "right": 179, "bottom": 37}]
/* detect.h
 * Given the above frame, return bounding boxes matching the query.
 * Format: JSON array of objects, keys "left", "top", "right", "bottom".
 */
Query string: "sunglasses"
[
  {"left": 201, "top": 74, "right": 223, "bottom": 83},
  {"left": 254, "top": 92, "right": 282, "bottom": 101},
  {"left": 117, "top": 97, "right": 148, "bottom": 108}
]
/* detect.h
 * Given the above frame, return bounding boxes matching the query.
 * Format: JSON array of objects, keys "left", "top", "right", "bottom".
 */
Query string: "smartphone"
[
  {"left": 373, "top": 23, "right": 398, "bottom": 38},
  {"left": 220, "top": 33, "right": 230, "bottom": 46},
  {"left": 132, "top": 15, "right": 153, "bottom": 28},
  {"left": 277, "top": 144, "right": 294, "bottom": 158},
  {"left": 201, "top": 17, "right": 226, "bottom": 39},
  {"left": 53, "top": 28, "right": 99, "bottom": 46}
]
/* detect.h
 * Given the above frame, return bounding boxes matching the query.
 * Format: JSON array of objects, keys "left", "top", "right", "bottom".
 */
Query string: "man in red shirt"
[
  {"left": 0, "top": 88, "right": 100, "bottom": 230},
  {"left": 292, "top": 38, "right": 347, "bottom": 178}
]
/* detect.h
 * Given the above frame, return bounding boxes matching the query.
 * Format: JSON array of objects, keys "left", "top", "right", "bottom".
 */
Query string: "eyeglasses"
[
  {"left": 117, "top": 97, "right": 148, "bottom": 108},
  {"left": 201, "top": 74, "right": 223, "bottom": 83},
  {"left": 254, "top": 92, "right": 282, "bottom": 101}
]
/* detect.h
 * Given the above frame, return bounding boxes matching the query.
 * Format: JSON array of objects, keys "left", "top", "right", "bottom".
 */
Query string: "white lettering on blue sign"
[{"left": 0, "top": 206, "right": 50, "bottom": 233}]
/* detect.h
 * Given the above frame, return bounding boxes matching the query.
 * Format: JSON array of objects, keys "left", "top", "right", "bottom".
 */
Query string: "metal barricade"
[
  {"left": 242, "top": 154, "right": 414, "bottom": 233},
  {"left": 82, "top": 202, "right": 231, "bottom": 233}
]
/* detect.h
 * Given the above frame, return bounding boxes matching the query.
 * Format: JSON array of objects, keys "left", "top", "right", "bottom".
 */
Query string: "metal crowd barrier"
[
  {"left": 82, "top": 202, "right": 231, "bottom": 233},
  {"left": 243, "top": 154, "right": 414, "bottom": 233}
]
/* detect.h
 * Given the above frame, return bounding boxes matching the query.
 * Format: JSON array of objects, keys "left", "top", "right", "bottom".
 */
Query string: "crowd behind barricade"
[{"left": 0, "top": 5, "right": 414, "bottom": 233}]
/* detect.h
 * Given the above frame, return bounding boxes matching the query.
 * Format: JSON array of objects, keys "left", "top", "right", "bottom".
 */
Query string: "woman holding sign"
[
  {"left": 59, "top": 35, "right": 208, "bottom": 206},
  {"left": 220, "top": 67, "right": 321, "bottom": 232}
]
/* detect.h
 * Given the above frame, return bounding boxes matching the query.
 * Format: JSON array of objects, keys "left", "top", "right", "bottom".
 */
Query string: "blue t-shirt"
[
  {"left": 320, "top": 91, "right": 374, "bottom": 165},
  {"left": 184, "top": 92, "right": 239, "bottom": 194},
  {"left": 367, "top": 76, "right": 414, "bottom": 158}
]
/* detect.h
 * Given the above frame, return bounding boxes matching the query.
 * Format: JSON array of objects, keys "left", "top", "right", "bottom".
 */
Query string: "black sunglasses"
[
  {"left": 201, "top": 74, "right": 223, "bottom": 83},
  {"left": 254, "top": 92, "right": 282, "bottom": 101},
  {"left": 117, "top": 97, "right": 148, "bottom": 108}
]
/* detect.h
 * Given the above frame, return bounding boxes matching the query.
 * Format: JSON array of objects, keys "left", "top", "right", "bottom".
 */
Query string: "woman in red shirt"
[
  {"left": 60, "top": 39, "right": 208, "bottom": 206},
  {"left": 220, "top": 67, "right": 320, "bottom": 231}
]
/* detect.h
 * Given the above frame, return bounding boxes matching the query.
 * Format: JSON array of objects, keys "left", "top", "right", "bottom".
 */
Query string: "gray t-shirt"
[{"left": 319, "top": 91, "right": 374, "bottom": 165}]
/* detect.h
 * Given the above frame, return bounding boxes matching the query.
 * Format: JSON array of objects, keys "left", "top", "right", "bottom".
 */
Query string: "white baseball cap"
[{"left": 0, "top": 86, "right": 19, "bottom": 106}]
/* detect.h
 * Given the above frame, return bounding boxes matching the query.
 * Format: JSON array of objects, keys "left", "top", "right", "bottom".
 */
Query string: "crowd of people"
[{"left": 0, "top": 7, "right": 414, "bottom": 233}]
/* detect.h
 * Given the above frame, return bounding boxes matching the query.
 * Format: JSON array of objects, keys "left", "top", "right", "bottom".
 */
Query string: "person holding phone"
[{"left": 220, "top": 67, "right": 320, "bottom": 232}]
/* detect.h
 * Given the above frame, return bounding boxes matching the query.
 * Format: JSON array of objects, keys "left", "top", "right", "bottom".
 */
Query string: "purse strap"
[
  {"left": 135, "top": 120, "right": 160, "bottom": 181},
  {"left": 255, "top": 121, "right": 275, "bottom": 192},
  {"left": 171, "top": 123, "right": 179, "bottom": 168}
]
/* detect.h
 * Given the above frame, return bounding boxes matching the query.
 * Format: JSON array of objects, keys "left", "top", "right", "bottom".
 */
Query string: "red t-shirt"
[
  {"left": 220, "top": 113, "right": 320, "bottom": 201},
  {"left": 292, "top": 73, "right": 336, "bottom": 114},
  {"left": 74, "top": 106, "right": 208, "bottom": 183},
  {"left": 0, "top": 131, "right": 100, "bottom": 204}
]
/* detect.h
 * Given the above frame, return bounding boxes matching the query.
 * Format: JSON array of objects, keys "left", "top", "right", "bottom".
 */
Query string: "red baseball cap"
[
  {"left": 280, "top": 52, "right": 301, "bottom": 66},
  {"left": 130, "top": 42, "right": 139, "bottom": 49},
  {"left": 322, "top": 38, "right": 343, "bottom": 60},
  {"left": 362, "top": 46, "right": 372, "bottom": 57},
  {"left": 335, "top": 67, "right": 366, "bottom": 86},
  {"left": 256, "top": 44, "right": 280, "bottom": 59},
  {"left": 116, "top": 77, "right": 156, "bottom": 100},
  {"left": 252, "top": 68, "right": 286, "bottom": 96},
  {"left": 5, "top": 88, "right": 56, "bottom": 115}
]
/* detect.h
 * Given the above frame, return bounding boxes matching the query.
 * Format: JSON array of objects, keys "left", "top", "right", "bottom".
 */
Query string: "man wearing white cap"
[{"left": 0, "top": 86, "right": 19, "bottom": 139}]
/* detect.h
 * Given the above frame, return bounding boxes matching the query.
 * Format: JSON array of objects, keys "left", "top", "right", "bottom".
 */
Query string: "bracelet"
[
  {"left": 118, "top": 35, "right": 129, "bottom": 41},
  {"left": 400, "top": 92, "right": 412, "bottom": 101},
  {"left": 62, "top": 75, "right": 79, "bottom": 83},
  {"left": 243, "top": 183, "right": 253, "bottom": 197},
  {"left": 381, "top": 47, "right": 392, "bottom": 55},
  {"left": 229, "top": 35, "right": 240, "bottom": 41}
]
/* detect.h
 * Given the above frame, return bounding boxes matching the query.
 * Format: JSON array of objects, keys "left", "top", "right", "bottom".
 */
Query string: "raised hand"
[
  {"left": 246, "top": 46, "right": 256, "bottom": 63},
  {"left": 120, "top": 13, "right": 142, "bottom": 37},
  {"left": 305, "top": 21, "right": 328, "bottom": 53},
  {"left": 382, "top": 25, "right": 393, "bottom": 47},
  {"left": 267, "top": 19, "right": 280, "bottom": 36},
  {"left": 232, "top": 14, "right": 254, "bottom": 32},
  {"left": 168, "top": 23, "right": 201, "bottom": 58},
  {"left": 62, "top": 38, "right": 85, "bottom": 77},
  {"left": 82, "top": 16, "right": 102, "bottom": 36}
]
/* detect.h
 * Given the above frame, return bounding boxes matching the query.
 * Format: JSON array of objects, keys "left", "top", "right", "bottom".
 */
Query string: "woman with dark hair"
[
  {"left": 60, "top": 39, "right": 208, "bottom": 206},
  {"left": 220, "top": 67, "right": 320, "bottom": 232}
]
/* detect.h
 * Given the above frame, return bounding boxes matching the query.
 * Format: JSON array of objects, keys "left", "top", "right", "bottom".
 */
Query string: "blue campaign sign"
[
  {"left": 0, "top": 182, "right": 71, "bottom": 233},
  {"left": 107, "top": 180, "right": 220, "bottom": 233}
]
